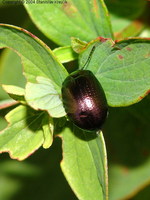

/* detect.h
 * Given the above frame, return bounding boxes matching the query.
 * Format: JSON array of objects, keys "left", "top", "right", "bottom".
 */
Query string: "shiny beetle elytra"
[{"left": 61, "top": 69, "right": 108, "bottom": 132}]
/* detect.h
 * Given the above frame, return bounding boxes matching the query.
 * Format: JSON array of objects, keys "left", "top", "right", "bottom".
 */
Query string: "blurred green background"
[{"left": 0, "top": 1, "right": 150, "bottom": 200}]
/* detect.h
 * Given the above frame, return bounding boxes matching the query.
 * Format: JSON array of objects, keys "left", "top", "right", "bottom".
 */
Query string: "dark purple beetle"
[{"left": 61, "top": 70, "right": 108, "bottom": 132}]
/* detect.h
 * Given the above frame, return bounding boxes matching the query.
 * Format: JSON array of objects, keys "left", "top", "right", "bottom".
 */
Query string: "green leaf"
[
  {"left": 42, "top": 114, "right": 53, "bottom": 149},
  {"left": 105, "top": 0, "right": 147, "bottom": 19},
  {"left": 0, "top": 105, "right": 45, "bottom": 160},
  {"left": 109, "top": 160, "right": 150, "bottom": 200},
  {"left": 0, "top": 117, "right": 7, "bottom": 131},
  {"left": 2, "top": 85, "right": 25, "bottom": 96},
  {"left": 53, "top": 46, "right": 78, "bottom": 63},
  {"left": 71, "top": 37, "right": 88, "bottom": 53},
  {"left": 114, "top": 19, "right": 145, "bottom": 40},
  {"left": 132, "top": 185, "right": 150, "bottom": 200},
  {"left": 103, "top": 95, "right": 150, "bottom": 199},
  {"left": 0, "top": 24, "right": 68, "bottom": 86},
  {"left": 2, "top": 85, "right": 26, "bottom": 104},
  {"left": 79, "top": 39, "right": 150, "bottom": 106},
  {"left": 79, "top": 39, "right": 114, "bottom": 71},
  {"left": 0, "top": 48, "right": 26, "bottom": 100},
  {"left": 105, "top": 0, "right": 147, "bottom": 39},
  {"left": 61, "top": 124, "right": 108, "bottom": 200},
  {"left": 140, "top": 27, "right": 150, "bottom": 38},
  {"left": 0, "top": 99, "right": 17, "bottom": 110},
  {"left": 24, "top": 0, "right": 113, "bottom": 46},
  {"left": 25, "top": 76, "right": 66, "bottom": 118}
]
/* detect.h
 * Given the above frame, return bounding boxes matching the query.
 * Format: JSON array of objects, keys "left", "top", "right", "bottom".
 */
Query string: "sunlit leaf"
[
  {"left": 61, "top": 124, "right": 108, "bottom": 200},
  {"left": 25, "top": 76, "right": 66, "bottom": 118},
  {"left": 25, "top": 0, "right": 113, "bottom": 46},
  {"left": 0, "top": 105, "right": 45, "bottom": 160},
  {"left": 79, "top": 39, "right": 150, "bottom": 106},
  {"left": 0, "top": 24, "right": 68, "bottom": 85}
]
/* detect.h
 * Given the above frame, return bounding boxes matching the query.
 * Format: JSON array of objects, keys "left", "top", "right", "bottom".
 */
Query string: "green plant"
[{"left": 0, "top": 0, "right": 150, "bottom": 200}]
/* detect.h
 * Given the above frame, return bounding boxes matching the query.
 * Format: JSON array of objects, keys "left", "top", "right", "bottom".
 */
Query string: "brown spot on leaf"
[
  {"left": 138, "top": 90, "right": 150, "bottom": 101},
  {"left": 126, "top": 47, "right": 132, "bottom": 51},
  {"left": 62, "top": 1, "right": 69, "bottom": 9},
  {"left": 122, "top": 167, "right": 129, "bottom": 174},
  {"left": 97, "top": 37, "right": 108, "bottom": 43},
  {"left": 62, "top": 2, "right": 77, "bottom": 16},
  {"left": 144, "top": 53, "right": 150, "bottom": 58},
  {"left": 139, "top": 96, "right": 143, "bottom": 100},
  {"left": 146, "top": 89, "right": 150, "bottom": 95},
  {"left": 92, "top": 0, "right": 99, "bottom": 18},
  {"left": 118, "top": 55, "right": 124, "bottom": 59},
  {"left": 93, "top": 0, "right": 98, "bottom": 10}
]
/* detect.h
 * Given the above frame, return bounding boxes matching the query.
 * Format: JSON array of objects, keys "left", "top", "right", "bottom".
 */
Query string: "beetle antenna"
[{"left": 81, "top": 45, "right": 96, "bottom": 70}]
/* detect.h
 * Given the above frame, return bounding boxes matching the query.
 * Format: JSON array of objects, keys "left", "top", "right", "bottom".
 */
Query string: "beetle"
[{"left": 61, "top": 46, "right": 108, "bottom": 132}]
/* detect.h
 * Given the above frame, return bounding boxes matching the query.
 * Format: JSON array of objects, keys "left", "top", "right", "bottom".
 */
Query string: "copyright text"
[{"left": 2, "top": 0, "right": 67, "bottom": 5}]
